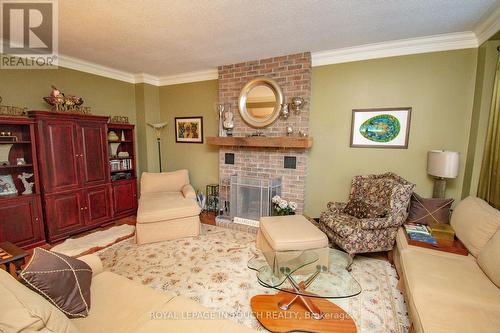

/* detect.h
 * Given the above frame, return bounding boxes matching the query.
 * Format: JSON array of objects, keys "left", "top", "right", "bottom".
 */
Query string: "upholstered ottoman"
[{"left": 256, "top": 215, "right": 329, "bottom": 272}]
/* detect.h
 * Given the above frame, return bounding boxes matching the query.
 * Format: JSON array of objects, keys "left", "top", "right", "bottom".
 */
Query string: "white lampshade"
[{"left": 427, "top": 150, "right": 459, "bottom": 178}]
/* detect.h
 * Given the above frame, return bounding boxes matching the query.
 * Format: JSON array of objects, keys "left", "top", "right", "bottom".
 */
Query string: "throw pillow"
[
  {"left": 406, "top": 193, "right": 453, "bottom": 225},
  {"left": 20, "top": 248, "right": 92, "bottom": 318},
  {"left": 344, "top": 199, "right": 387, "bottom": 219}
]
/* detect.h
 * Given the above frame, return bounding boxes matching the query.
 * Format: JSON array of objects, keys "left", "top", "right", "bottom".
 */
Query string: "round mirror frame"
[{"left": 238, "top": 77, "right": 284, "bottom": 128}]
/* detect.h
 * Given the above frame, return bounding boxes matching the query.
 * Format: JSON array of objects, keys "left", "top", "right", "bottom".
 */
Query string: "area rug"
[
  {"left": 99, "top": 225, "right": 409, "bottom": 332},
  {"left": 51, "top": 224, "right": 135, "bottom": 257}
]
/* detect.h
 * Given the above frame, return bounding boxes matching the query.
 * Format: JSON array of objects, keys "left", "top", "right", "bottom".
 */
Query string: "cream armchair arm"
[
  {"left": 181, "top": 184, "right": 196, "bottom": 199},
  {"left": 78, "top": 253, "right": 104, "bottom": 276}
]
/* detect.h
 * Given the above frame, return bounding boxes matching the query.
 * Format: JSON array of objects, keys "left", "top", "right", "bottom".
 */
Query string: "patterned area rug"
[{"left": 98, "top": 224, "right": 409, "bottom": 332}]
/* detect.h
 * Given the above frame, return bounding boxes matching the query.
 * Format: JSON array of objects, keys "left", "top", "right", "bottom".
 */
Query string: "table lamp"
[{"left": 427, "top": 150, "right": 459, "bottom": 198}]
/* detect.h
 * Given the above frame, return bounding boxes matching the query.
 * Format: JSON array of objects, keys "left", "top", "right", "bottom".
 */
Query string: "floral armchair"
[{"left": 319, "top": 172, "right": 415, "bottom": 255}]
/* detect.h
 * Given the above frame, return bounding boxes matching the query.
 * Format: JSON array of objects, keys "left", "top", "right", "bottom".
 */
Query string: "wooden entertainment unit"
[{"left": 0, "top": 111, "right": 137, "bottom": 248}]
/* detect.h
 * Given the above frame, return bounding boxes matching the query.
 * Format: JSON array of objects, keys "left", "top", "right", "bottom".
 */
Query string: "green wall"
[
  {"left": 462, "top": 40, "right": 500, "bottom": 197},
  {"left": 1, "top": 49, "right": 482, "bottom": 216},
  {"left": 135, "top": 83, "right": 162, "bottom": 176},
  {"left": 306, "top": 49, "right": 477, "bottom": 216},
  {"left": 158, "top": 80, "right": 219, "bottom": 192},
  {"left": 0, "top": 67, "right": 135, "bottom": 118}
]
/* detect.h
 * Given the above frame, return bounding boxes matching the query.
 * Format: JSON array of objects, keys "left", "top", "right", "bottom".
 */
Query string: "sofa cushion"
[
  {"left": 140, "top": 169, "right": 190, "bottom": 194},
  {"left": 478, "top": 230, "right": 500, "bottom": 287},
  {"left": 0, "top": 269, "right": 78, "bottom": 333},
  {"left": 260, "top": 215, "right": 328, "bottom": 251},
  {"left": 72, "top": 271, "right": 176, "bottom": 333},
  {"left": 137, "top": 192, "right": 201, "bottom": 223},
  {"left": 451, "top": 196, "right": 500, "bottom": 257},
  {"left": 20, "top": 248, "right": 92, "bottom": 318},
  {"left": 401, "top": 249, "right": 500, "bottom": 309}
]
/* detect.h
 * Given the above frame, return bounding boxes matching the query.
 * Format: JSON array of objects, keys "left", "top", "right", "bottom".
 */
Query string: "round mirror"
[{"left": 238, "top": 77, "right": 283, "bottom": 128}]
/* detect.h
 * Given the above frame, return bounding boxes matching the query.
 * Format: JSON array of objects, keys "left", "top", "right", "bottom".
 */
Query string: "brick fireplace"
[{"left": 217, "top": 52, "right": 311, "bottom": 214}]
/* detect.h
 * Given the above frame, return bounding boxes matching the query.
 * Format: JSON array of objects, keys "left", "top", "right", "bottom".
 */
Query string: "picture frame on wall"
[
  {"left": 350, "top": 107, "right": 412, "bottom": 149},
  {"left": 175, "top": 117, "right": 204, "bottom": 143}
]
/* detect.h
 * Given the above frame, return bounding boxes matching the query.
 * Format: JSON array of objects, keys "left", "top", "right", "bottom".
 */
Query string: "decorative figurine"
[
  {"left": 121, "top": 130, "right": 126, "bottom": 142},
  {"left": 281, "top": 103, "right": 290, "bottom": 119},
  {"left": 291, "top": 97, "right": 305, "bottom": 114},
  {"left": 216, "top": 104, "right": 226, "bottom": 137},
  {"left": 18, "top": 172, "right": 34, "bottom": 195},
  {"left": 108, "top": 131, "right": 119, "bottom": 142},
  {"left": 298, "top": 129, "right": 308, "bottom": 137},
  {"left": 286, "top": 126, "right": 293, "bottom": 136},
  {"left": 223, "top": 104, "right": 234, "bottom": 136}
]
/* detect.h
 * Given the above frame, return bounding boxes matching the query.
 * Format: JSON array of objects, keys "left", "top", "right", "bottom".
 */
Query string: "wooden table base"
[{"left": 251, "top": 292, "right": 357, "bottom": 333}]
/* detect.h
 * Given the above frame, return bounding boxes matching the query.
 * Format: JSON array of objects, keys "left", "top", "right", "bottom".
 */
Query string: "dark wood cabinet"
[
  {"left": 39, "top": 120, "right": 81, "bottom": 193},
  {"left": 44, "top": 191, "right": 85, "bottom": 240},
  {"left": 79, "top": 122, "right": 108, "bottom": 186},
  {"left": 0, "top": 116, "right": 45, "bottom": 249},
  {"left": 0, "top": 195, "right": 44, "bottom": 248},
  {"left": 29, "top": 111, "right": 116, "bottom": 243},
  {"left": 112, "top": 180, "right": 137, "bottom": 216},
  {"left": 85, "top": 185, "right": 112, "bottom": 225}
]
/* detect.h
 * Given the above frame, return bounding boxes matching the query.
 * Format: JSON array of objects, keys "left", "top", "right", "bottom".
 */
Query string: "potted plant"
[{"left": 272, "top": 195, "right": 297, "bottom": 216}]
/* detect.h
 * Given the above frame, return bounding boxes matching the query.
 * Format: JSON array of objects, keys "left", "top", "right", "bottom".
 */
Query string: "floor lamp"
[{"left": 147, "top": 122, "right": 168, "bottom": 172}]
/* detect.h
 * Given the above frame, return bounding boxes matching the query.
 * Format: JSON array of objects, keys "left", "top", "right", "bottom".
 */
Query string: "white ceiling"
[{"left": 59, "top": 0, "right": 499, "bottom": 78}]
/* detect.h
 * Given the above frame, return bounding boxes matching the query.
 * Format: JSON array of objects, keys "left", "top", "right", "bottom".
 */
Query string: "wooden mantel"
[{"left": 206, "top": 136, "right": 313, "bottom": 149}]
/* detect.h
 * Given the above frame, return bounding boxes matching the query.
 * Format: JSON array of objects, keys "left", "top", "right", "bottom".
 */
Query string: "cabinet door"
[
  {"left": 84, "top": 185, "right": 111, "bottom": 226},
  {"left": 112, "top": 180, "right": 137, "bottom": 215},
  {"left": 41, "top": 120, "right": 81, "bottom": 193},
  {"left": 78, "top": 122, "right": 109, "bottom": 186},
  {"left": 44, "top": 191, "right": 85, "bottom": 242},
  {"left": 0, "top": 197, "right": 43, "bottom": 248}
]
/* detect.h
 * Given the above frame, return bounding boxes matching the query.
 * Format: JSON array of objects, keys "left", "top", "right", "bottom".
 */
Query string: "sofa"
[
  {"left": 0, "top": 254, "right": 258, "bottom": 333},
  {"left": 393, "top": 196, "right": 500, "bottom": 333},
  {"left": 136, "top": 169, "right": 201, "bottom": 245},
  {"left": 319, "top": 172, "right": 415, "bottom": 254}
]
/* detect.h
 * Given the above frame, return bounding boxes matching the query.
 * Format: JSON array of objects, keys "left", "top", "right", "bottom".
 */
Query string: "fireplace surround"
[{"left": 217, "top": 52, "right": 311, "bottom": 215}]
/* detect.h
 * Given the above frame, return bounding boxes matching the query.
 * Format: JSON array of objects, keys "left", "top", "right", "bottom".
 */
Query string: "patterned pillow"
[
  {"left": 344, "top": 199, "right": 387, "bottom": 219},
  {"left": 20, "top": 248, "right": 92, "bottom": 318}
]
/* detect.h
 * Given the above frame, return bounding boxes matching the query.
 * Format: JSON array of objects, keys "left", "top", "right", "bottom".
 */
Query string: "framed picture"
[
  {"left": 350, "top": 107, "right": 412, "bottom": 148},
  {"left": 175, "top": 117, "right": 204, "bottom": 143},
  {"left": 0, "top": 175, "right": 18, "bottom": 196}
]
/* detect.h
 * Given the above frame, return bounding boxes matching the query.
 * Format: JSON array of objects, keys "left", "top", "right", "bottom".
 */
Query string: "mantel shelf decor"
[{"left": 206, "top": 136, "right": 313, "bottom": 149}]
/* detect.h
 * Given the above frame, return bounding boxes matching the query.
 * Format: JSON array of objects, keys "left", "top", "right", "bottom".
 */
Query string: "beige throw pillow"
[
  {"left": 477, "top": 231, "right": 500, "bottom": 288},
  {"left": 451, "top": 196, "right": 500, "bottom": 257}
]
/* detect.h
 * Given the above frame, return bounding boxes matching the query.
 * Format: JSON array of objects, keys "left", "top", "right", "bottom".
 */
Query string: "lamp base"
[{"left": 432, "top": 178, "right": 447, "bottom": 198}]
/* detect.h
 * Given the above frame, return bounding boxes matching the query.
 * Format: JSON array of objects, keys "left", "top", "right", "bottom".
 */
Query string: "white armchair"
[{"left": 136, "top": 169, "right": 201, "bottom": 245}]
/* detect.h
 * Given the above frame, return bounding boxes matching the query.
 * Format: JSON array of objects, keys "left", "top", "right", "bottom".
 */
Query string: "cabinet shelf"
[
  {"left": 110, "top": 168, "right": 134, "bottom": 173},
  {"left": 0, "top": 164, "right": 33, "bottom": 169},
  {"left": 0, "top": 141, "right": 31, "bottom": 144}
]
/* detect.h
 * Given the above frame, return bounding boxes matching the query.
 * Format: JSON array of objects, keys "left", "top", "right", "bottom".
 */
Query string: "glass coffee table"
[{"left": 248, "top": 248, "right": 361, "bottom": 333}]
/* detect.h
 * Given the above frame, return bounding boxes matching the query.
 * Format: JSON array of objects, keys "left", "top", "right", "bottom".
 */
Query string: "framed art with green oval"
[{"left": 350, "top": 107, "right": 411, "bottom": 148}]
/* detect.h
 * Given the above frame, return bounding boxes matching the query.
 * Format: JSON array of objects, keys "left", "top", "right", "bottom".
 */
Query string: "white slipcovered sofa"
[
  {"left": 0, "top": 254, "right": 257, "bottom": 332},
  {"left": 394, "top": 196, "right": 500, "bottom": 333}
]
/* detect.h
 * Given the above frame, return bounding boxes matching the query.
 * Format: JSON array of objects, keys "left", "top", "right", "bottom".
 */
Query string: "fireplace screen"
[{"left": 229, "top": 174, "right": 282, "bottom": 221}]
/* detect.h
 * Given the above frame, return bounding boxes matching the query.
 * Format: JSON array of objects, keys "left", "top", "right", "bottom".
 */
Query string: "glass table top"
[{"left": 248, "top": 248, "right": 362, "bottom": 299}]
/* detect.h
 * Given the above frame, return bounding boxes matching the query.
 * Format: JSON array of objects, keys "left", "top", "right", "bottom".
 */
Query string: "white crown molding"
[
  {"left": 475, "top": 4, "right": 500, "bottom": 45},
  {"left": 57, "top": 54, "right": 137, "bottom": 83},
  {"left": 311, "top": 32, "right": 478, "bottom": 67},
  {"left": 134, "top": 73, "right": 160, "bottom": 86},
  {"left": 157, "top": 69, "right": 218, "bottom": 86}
]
